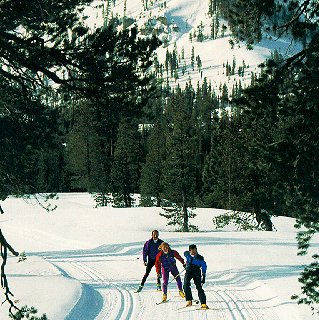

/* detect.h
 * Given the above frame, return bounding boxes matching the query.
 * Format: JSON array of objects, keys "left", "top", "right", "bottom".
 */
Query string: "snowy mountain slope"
[
  {"left": 0, "top": 193, "right": 318, "bottom": 319},
  {"left": 86, "top": 0, "right": 302, "bottom": 92}
]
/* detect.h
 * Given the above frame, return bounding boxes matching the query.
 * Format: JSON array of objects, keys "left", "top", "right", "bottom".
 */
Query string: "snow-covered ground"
[
  {"left": 0, "top": 193, "right": 317, "bottom": 319},
  {"left": 85, "top": 0, "right": 303, "bottom": 92}
]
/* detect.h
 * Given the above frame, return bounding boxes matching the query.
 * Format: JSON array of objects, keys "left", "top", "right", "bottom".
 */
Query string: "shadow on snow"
[{"left": 65, "top": 284, "right": 103, "bottom": 320}]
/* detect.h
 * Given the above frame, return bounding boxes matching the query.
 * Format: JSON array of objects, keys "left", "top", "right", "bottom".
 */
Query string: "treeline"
[
  {"left": 2, "top": 47, "right": 315, "bottom": 235},
  {"left": 1, "top": 64, "right": 296, "bottom": 235}
]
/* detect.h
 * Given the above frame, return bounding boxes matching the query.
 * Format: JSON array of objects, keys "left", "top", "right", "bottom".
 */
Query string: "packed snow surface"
[{"left": 0, "top": 193, "right": 317, "bottom": 319}]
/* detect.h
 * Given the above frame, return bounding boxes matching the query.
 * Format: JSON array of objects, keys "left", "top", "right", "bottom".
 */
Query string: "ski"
[
  {"left": 135, "top": 289, "right": 161, "bottom": 293},
  {"left": 178, "top": 307, "right": 212, "bottom": 313},
  {"left": 177, "top": 305, "right": 193, "bottom": 310},
  {"left": 134, "top": 285, "right": 161, "bottom": 293},
  {"left": 156, "top": 300, "right": 170, "bottom": 305},
  {"left": 176, "top": 300, "right": 200, "bottom": 310}
]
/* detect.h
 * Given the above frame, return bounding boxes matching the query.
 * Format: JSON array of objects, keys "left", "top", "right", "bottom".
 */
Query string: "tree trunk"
[
  {"left": 182, "top": 192, "right": 189, "bottom": 232},
  {"left": 255, "top": 209, "right": 273, "bottom": 231}
]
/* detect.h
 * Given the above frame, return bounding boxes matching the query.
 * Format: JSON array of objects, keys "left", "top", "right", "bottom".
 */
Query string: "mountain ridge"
[{"left": 85, "top": 0, "right": 302, "bottom": 92}]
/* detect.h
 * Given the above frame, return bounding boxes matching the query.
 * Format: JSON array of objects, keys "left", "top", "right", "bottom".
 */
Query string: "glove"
[
  {"left": 157, "top": 273, "right": 162, "bottom": 279},
  {"left": 201, "top": 274, "right": 206, "bottom": 284},
  {"left": 144, "top": 261, "right": 148, "bottom": 266}
]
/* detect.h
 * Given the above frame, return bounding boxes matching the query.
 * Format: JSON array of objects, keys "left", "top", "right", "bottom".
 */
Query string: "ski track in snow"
[
  {"left": 54, "top": 260, "right": 137, "bottom": 320},
  {"left": 41, "top": 247, "right": 282, "bottom": 320}
]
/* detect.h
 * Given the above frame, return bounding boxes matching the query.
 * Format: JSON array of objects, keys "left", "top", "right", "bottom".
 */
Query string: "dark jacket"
[{"left": 143, "top": 238, "right": 163, "bottom": 262}]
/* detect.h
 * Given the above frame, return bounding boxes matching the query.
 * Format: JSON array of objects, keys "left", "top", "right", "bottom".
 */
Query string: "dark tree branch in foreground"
[{"left": 0, "top": 228, "right": 20, "bottom": 315}]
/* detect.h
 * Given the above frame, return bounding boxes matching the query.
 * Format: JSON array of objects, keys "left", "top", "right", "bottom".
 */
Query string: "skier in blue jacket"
[{"left": 183, "top": 244, "right": 208, "bottom": 309}]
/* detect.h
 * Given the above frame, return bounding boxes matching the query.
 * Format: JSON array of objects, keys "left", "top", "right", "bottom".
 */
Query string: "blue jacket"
[{"left": 184, "top": 251, "right": 207, "bottom": 274}]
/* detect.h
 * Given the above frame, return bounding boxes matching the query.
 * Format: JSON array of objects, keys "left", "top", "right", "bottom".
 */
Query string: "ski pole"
[{"left": 167, "top": 267, "right": 186, "bottom": 285}]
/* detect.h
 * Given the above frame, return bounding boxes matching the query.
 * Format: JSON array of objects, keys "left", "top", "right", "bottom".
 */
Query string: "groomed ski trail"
[{"left": 42, "top": 249, "right": 283, "bottom": 320}]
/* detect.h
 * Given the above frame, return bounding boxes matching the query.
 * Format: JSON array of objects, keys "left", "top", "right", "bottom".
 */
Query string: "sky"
[{"left": 0, "top": 193, "right": 318, "bottom": 319}]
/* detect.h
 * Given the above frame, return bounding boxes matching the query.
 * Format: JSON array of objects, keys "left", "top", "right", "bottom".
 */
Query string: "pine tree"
[
  {"left": 110, "top": 119, "right": 141, "bottom": 208},
  {"left": 227, "top": 0, "right": 275, "bottom": 47},
  {"left": 197, "top": 21, "right": 204, "bottom": 42},
  {"left": 208, "top": 0, "right": 213, "bottom": 17},
  {"left": 189, "top": 32, "right": 193, "bottom": 42},
  {"left": 210, "top": 20, "right": 215, "bottom": 40},
  {"left": 103, "top": 0, "right": 112, "bottom": 26},
  {"left": 123, "top": 0, "right": 127, "bottom": 17},
  {"left": 161, "top": 88, "right": 198, "bottom": 232},
  {"left": 140, "top": 117, "right": 167, "bottom": 207},
  {"left": 0, "top": 79, "right": 62, "bottom": 199},
  {"left": 64, "top": 23, "right": 160, "bottom": 199},
  {"left": 196, "top": 55, "right": 202, "bottom": 73},
  {"left": 192, "top": 80, "right": 218, "bottom": 198},
  {"left": 220, "top": 83, "right": 229, "bottom": 109},
  {"left": 215, "top": 14, "right": 220, "bottom": 38},
  {"left": 232, "top": 56, "right": 236, "bottom": 75},
  {"left": 165, "top": 49, "right": 170, "bottom": 75},
  {"left": 65, "top": 100, "right": 108, "bottom": 193},
  {"left": 191, "top": 46, "right": 195, "bottom": 71}
]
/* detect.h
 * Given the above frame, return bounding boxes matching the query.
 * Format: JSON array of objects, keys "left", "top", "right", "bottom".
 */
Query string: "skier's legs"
[
  {"left": 161, "top": 267, "right": 170, "bottom": 295},
  {"left": 170, "top": 265, "right": 183, "bottom": 291},
  {"left": 193, "top": 272, "right": 206, "bottom": 304},
  {"left": 183, "top": 271, "right": 193, "bottom": 301},
  {"left": 141, "top": 259, "right": 155, "bottom": 286}
]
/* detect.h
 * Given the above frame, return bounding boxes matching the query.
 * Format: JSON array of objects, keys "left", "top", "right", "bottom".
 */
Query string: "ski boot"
[
  {"left": 135, "top": 285, "right": 143, "bottom": 293},
  {"left": 179, "top": 290, "right": 185, "bottom": 298},
  {"left": 185, "top": 300, "right": 192, "bottom": 307},
  {"left": 162, "top": 294, "right": 167, "bottom": 302},
  {"left": 201, "top": 303, "right": 209, "bottom": 309},
  {"left": 156, "top": 283, "right": 161, "bottom": 291}
]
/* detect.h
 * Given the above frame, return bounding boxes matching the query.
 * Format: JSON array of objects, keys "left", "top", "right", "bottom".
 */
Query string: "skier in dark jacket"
[
  {"left": 183, "top": 244, "right": 208, "bottom": 309},
  {"left": 155, "top": 242, "right": 185, "bottom": 302},
  {"left": 136, "top": 230, "right": 163, "bottom": 292}
]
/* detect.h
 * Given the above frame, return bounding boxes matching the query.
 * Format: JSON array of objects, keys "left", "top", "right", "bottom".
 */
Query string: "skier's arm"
[
  {"left": 201, "top": 259, "right": 207, "bottom": 284},
  {"left": 200, "top": 258, "right": 207, "bottom": 274},
  {"left": 155, "top": 251, "right": 162, "bottom": 274},
  {"left": 173, "top": 250, "right": 185, "bottom": 265},
  {"left": 183, "top": 251, "right": 190, "bottom": 268},
  {"left": 142, "top": 240, "right": 149, "bottom": 263}
]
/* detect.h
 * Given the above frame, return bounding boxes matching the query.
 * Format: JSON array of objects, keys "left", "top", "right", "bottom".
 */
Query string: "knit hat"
[{"left": 189, "top": 244, "right": 197, "bottom": 250}]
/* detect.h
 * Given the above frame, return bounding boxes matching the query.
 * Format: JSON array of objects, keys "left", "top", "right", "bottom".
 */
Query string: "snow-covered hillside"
[
  {"left": 0, "top": 193, "right": 318, "bottom": 319},
  {"left": 85, "top": 0, "right": 302, "bottom": 92}
]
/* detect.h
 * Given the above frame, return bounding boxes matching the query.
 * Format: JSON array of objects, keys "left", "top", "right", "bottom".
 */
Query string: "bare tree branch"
[{"left": 0, "top": 229, "right": 20, "bottom": 315}]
